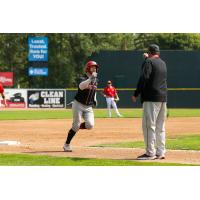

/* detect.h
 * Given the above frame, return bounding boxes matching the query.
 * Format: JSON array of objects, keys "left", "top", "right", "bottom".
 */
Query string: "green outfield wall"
[{"left": 66, "top": 50, "right": 200, "bottom": 108}]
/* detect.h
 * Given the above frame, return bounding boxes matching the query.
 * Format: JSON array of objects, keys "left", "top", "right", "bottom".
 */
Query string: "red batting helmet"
[{"left": 84, "top": 61, "right": 99, "bottom": 74}]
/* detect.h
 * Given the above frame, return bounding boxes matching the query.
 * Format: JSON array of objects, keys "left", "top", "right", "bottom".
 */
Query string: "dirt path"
[{"left": 0, "top": 118, "right": 200, "bottom": 165}]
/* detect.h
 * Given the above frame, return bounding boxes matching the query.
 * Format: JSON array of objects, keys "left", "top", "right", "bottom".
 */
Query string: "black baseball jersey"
[
  {"left": 134, "top": 57, "right": 167, "bottom": 103},
  {"left": 74, "top": 75, "right": 98, "bottom": 106}
]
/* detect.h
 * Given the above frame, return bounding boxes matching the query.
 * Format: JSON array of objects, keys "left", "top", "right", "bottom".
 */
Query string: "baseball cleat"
[
  {"left": 137, "top": 154, "right": 156, "bottom": 160},
  {"left": 117, "top": 114, "right": 123, "bottom": 118},
  {"left": 63, "top": 143, "right": 72, "bottom": 152},
  {"left": 156, "top": 155, "right": 165, "bottom": 159}
]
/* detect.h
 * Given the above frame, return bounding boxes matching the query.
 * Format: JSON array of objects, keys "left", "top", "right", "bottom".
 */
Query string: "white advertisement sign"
[{"left": 2, "top": 89, "right": 27, "bottom": 108}]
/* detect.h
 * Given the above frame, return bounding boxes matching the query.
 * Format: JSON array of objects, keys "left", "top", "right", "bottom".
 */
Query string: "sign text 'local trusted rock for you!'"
[{"left": 28, "top": 37, "right": 48, "bottom": 61}]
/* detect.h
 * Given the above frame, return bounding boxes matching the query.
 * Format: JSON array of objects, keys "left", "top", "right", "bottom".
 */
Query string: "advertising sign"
[
  {"left": 27, "top": 89, "right": 65, "bottom": 108},
  {"left": 28, "top": 67, "right": 48, "bottom": 76},
  {"left": 0, "top": 72, "right": 14, "bottom": 86},
  {"left": 2, "top": 89, "right": 27, "bottom": 108},
  {"left": 28, "top": 37, "right": 48, "bottom": 61}
]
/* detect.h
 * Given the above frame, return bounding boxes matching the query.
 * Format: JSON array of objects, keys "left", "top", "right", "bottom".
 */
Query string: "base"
[{"left": 0, "top": 141, "right": 21, "bottom": 146}]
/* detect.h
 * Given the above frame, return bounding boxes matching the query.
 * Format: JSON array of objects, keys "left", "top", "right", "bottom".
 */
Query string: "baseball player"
[
  {"left": 102, "top": 80, "right": 122, "bottom": 118},
  {"left": 132, "top": 44, "right": 167, "bottom": 160},
  {"left": 0, "top": 82, "right": 7, "bottom": 107},
  {"left": 63, "top": 61, "right": 99, "bottom": 152}
]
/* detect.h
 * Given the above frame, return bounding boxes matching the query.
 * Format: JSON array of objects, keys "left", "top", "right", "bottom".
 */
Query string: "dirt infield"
[{"left": 0, "top": 117, "right": 200, "bottom": 165}]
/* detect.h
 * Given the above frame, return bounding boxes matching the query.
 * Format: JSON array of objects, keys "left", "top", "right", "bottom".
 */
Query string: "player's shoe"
[
  {"left": 63, "top": 143, "right": 72, "bottom": 152},
  {"left": 136, "top": 154, "right": 156, "bottom": 160},
  {"left": 117, "top": 114, "right": 123, "bottom": 118},
  {"left": 156, "top": 155, "right": 165, "bottom": 159}
]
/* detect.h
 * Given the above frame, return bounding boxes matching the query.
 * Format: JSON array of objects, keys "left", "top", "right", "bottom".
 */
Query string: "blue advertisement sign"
[
  {"left": 28, "top": 37, "right": 48, "bottom": 61},
  {"left": 28, "top": 67, "right": 48, "bottom": 76}
]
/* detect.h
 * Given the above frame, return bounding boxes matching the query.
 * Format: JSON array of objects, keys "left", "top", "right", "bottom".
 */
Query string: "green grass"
[
  {"left": 1, "top": 109, "right": 200, "bottom": 120},
  {"left": 167, "top": 109, "right": 200, "bottom": 117},
  {"left": 0, "top": 154, "right": 196, "bottom": 166},
  {"left": 0, "top": 110, "right": 71, "bottom": 120},
  {"left": 96, "top": 135, "right": 200, "bottom": 151}
]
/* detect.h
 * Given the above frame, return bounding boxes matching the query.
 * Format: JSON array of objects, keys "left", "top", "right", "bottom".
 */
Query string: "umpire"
[{"left": 132, "top": 44, "right": 167, "bottom": 160}]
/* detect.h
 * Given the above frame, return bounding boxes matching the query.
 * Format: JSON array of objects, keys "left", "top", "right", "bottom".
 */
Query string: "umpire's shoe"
[
  {"left": 156, "top": 155, "right": 165, "bottom": 159},
  {"left": 63, "top": 143, "right": 72, "bottom": 152},
  {"left": 136, "top": 154, "right": 156, "bottom": 160}
]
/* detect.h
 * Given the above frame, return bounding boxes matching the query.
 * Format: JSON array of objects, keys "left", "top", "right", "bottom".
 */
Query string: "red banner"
[{"left": 0, "top": 72, "right": 14, "bottom": 86}]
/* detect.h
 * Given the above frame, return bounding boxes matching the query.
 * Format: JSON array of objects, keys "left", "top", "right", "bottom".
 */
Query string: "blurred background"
[{"left": 1, "top": 33, "right": 200, "bottom": 108}]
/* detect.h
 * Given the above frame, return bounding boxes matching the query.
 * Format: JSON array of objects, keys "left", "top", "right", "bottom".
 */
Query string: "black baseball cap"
[{"left": 148, "top": 44, "right": 160, "bottom": 54}]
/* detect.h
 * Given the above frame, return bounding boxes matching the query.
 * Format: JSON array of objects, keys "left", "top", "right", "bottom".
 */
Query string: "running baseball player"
[
  {"left": 63, "top": 61, "right": 99, "bottom": 152},
  {"left": 0, "top": 82, "right": 7, "bottom": 107},
  {"left": 102, "top": 80, "right": 122, "bottom": 118}
]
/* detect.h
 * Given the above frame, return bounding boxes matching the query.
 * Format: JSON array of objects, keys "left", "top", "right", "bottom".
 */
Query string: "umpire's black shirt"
[{"left": 134, "top": 56, "right": 167, "bottom": 103}]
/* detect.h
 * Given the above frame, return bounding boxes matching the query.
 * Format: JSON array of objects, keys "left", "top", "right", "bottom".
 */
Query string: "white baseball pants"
[
  {"left": 106, "top": 97, "right": 121, "bottom": 117},
  {"left": 71, "top": 100, "right": 94, "bottom": 132},
  {"left": 142, "top": 102, "right": 167, "bottom": 157}
]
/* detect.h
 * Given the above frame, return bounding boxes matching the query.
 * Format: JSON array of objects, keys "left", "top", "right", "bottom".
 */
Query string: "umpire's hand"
[
  {"left": 143, "top": 53, "right": 149, "bottom": 59},
  {"left": 131, "top": 96, "right": 137, "bottom": 102}
]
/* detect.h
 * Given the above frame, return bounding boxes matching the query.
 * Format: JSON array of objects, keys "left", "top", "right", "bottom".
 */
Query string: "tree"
[
  {"left": 3, "top": 33, "right": 199, "bottom": 88},
  {"left": 134, "top": 33, "right": 200, "bottom": 50}
]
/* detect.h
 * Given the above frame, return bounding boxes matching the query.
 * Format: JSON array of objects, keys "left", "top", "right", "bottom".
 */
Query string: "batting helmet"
[{"left": 84, "top": 61, "right": 99, "bottom": 74}]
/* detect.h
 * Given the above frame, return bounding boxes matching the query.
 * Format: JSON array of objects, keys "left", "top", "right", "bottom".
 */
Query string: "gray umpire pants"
[
  {"left": 71, "top": 100, "right": 94, "bottom": 132},
  {"left": 142, "top": 102, "right": 167, "bottom": 157}
]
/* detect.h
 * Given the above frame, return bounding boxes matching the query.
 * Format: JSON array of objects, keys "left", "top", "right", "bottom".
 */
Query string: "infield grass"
[
  {"left": 0, "top": 154, "right": 196, "bottom": 166},
  {"left": 1, "top": 109, "right": 200, "bottom": 120},
  {"left": 96, "top": 135, "right": 200, "bottom": 151}
]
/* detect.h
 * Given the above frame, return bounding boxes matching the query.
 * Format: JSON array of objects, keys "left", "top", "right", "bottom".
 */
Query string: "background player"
[
  {"left": 63, "top": 61, "right": 99, "bottom": 152},
  {"left": 102, "top": 80, "right": 122, "bottom": 118},
  {"left": 0, "top": 82, "right": 7, "bottom": 107}
]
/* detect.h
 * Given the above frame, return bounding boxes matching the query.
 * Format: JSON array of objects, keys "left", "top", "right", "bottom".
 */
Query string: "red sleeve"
[
  {"left": 103, "top": 87, "right": 107, "bottom": 95},
  {"left": 0, "top": 84, "right": 4, "bottom": 93}
]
